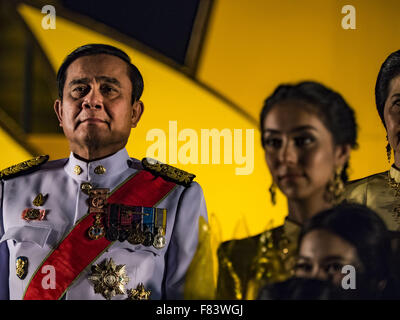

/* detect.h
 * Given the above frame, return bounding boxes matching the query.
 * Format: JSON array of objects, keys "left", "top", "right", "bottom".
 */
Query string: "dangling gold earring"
[
  {"left": 386, "top": 139, "right": 392, "bottom": 163},
  {"left": 269, "top": 181, "right": 277, "bottom": 206},
  {"left": 326, "top": 166, "right": 344, "bottom": 203}
]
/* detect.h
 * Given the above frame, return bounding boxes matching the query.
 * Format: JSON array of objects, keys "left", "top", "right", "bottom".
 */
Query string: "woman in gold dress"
[
  {"left": 217, "top": 81, "right": 358, "bottom": 299},
  {"left": 344, "top": 50, "right": 400, "bottom": 232}
]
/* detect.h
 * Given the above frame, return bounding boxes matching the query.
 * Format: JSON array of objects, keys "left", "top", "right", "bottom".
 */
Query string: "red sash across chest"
[{"left": 23, "top": 170, "right": 177, "bottom": 300}]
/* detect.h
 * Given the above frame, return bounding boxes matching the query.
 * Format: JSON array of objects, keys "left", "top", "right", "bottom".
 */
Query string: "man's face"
[{"left": 54, "top": 54, "right": 143, "bottom": 157}]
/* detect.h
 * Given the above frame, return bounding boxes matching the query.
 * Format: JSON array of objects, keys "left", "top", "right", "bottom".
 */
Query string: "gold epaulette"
[
  {"left": 142, "top": 158, "right": 196, "bottom": 187},
  {"left": 0, "top": 155, "right": 49, "bottom": 180}
]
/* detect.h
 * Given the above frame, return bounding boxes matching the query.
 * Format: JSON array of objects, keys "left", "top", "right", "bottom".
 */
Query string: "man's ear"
[
  {"left": 131, "top": 100, "right": 144, "bottom": 128},
  {"left": 54, "top": 99, "right": 63, "bottom": 127},
  {"left": 335, "top": 144, "right": 351, "bottom": 168}
]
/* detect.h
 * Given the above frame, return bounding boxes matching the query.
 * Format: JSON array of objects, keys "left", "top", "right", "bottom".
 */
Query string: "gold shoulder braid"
[
  {"left": 0, "top": 155, "right": 49, "bottom": 180},
  {"left": 142, "top": 158, "right": 196, "bottom": 187},
  {"left": 386, "top": 171, "right": 400, "bottom": 226}
]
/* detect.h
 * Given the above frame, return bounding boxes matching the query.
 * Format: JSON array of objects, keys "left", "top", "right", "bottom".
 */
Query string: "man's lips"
[
  {"left": 76, "top": 118, "right": 108, "bottom": 128},
  {"left": 81, "top": 118, "right": 107, "bottom": 123}
]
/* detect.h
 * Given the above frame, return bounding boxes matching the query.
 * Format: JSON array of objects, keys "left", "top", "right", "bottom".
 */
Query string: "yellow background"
[
  {"left": 198, "top": 0, "right": 400, "bottom": 180},
  {"left": 2, "top": 1, "right": 399, "bottom": 242}
]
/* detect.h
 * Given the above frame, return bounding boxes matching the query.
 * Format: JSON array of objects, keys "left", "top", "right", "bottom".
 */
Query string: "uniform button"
[
  {"left": 94, "top": 165, "right": 106, "bottom": 175},
  {"left": 74, "top": 165, "right": 82, "bottom": 175},
  {"left": 81, "top": 182, "right": 93, "bottom": 194}
]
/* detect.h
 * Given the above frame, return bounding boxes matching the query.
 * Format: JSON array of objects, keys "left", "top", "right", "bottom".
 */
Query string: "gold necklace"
[
  {"left": 386, "top": 171, "right": 400, "bottom": 225},
  {"left": 220, "top": 227, "right": 293, "bottom": 300}
]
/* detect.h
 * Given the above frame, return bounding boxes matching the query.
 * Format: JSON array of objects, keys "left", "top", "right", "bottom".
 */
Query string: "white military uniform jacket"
[{"left": 0, "top": 148, "right": 207, "bottom": 300}]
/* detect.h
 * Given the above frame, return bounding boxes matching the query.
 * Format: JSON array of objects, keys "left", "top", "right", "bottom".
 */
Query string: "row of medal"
[
  {"left": 87, "top": 188, "right": 167, "bottom": 249},
  {"left": 16, "top": 255, "right": 151, "bottom": 299}
]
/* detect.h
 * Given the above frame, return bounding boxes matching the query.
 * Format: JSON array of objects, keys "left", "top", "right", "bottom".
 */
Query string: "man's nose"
[
  {"left": 278, "top": 141, "right": 297, "bottom": 164},
  {"left": 82, "top": 87, "right": 104, "bottom": 110}
]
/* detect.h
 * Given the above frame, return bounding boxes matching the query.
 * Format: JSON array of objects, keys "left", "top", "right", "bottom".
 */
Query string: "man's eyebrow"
[
  {"left": 68, "top": 78, "right": 90, "bottom": 87},
  {"left": 68, "top": 77, "right": 122, "bottom": 88},
  {"left": 95, "top": 76, "right": 122, "bottom": 87}
]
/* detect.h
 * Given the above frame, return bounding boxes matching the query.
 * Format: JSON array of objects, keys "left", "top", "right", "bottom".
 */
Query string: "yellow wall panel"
[
  {"left": 26, "top": 134, "right": 69, "bottom": 160},
  {"left": 0, "top": 127, "right": 31, "bottom": 169},
  {"left": 198, "top": 0, "right": 400, "bottom": 181}
]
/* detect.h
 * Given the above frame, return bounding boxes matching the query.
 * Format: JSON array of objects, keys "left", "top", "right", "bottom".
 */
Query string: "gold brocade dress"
[
  {"left": 343, "top": 166, "right": 400, "bottom": 231},
  {"left": 216, "top": 220, "right": 301, "bottom": 300}
]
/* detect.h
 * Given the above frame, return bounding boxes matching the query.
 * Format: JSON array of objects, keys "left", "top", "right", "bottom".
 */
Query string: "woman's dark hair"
[
  {"left": 298, "top": 203, "right": 394, "bottom": 298},
  {"left": 259, "top": 81, "right": 358, "bottom": 182},
  {"left": 375, "top": 50, "right": 400, "bottom": 127},
  {"left": 56, "top": 43, "right": 144, "bottom": 104}
]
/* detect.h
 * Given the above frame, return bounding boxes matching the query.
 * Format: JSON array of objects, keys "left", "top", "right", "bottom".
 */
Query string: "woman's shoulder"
[
  {"left": 218, "top": 233, "right": 262, "bottom": 259},
  {"left": 343, "top": 171, "right": 388, "bottom": 203},
  {"left": 218, "top": 225, "right": 289, "bottom": 261},
  {"left": 347, "top": 171, "right": 388, "bottom": 187}
]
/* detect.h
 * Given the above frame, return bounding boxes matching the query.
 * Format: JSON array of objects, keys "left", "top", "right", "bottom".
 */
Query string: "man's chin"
[
  {"left": 68, "top": 129, "right": 128, "bottom": 153},
  {"left": 74, "top": 131, "right": 107, "bottom": 150},
  {"left": 77, "top": 126, "right": 106, "bottom": 139}
]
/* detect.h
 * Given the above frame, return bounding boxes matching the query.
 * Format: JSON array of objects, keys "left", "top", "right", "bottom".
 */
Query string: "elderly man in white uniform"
[{"left": 0, "top": 44, "right": 207, "bottom": 300}]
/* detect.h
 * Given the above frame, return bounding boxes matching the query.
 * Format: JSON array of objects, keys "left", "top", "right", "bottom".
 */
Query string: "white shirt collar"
[{"left": 64, "top": 148, "right": 131, "bottom": 184}]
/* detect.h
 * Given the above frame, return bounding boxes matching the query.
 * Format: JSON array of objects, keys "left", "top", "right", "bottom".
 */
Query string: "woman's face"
[
  {"left": 295, "top": 229, "right": 361, "bottom": 287},
  {"left": 262, "top": 101, "right": 349, "bottom": 201},
  {"left": 384, "top": 75, "right": 400, "bottom": 160}
]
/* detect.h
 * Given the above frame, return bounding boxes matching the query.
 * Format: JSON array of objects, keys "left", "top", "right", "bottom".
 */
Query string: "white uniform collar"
[{"left": 64, "top": 148, "right": 131, "bottom": 184}]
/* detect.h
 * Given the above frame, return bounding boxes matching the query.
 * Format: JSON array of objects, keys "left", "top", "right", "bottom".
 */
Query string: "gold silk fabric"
[
  {"left": 184, "top": 216, "right": 216, "bottom": 299},
  {"left": 343, "top": 166, "right": 400, "bottom": 231},
  {"left": 216, "top": 220, "right": 301, "bottom": 300}
]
